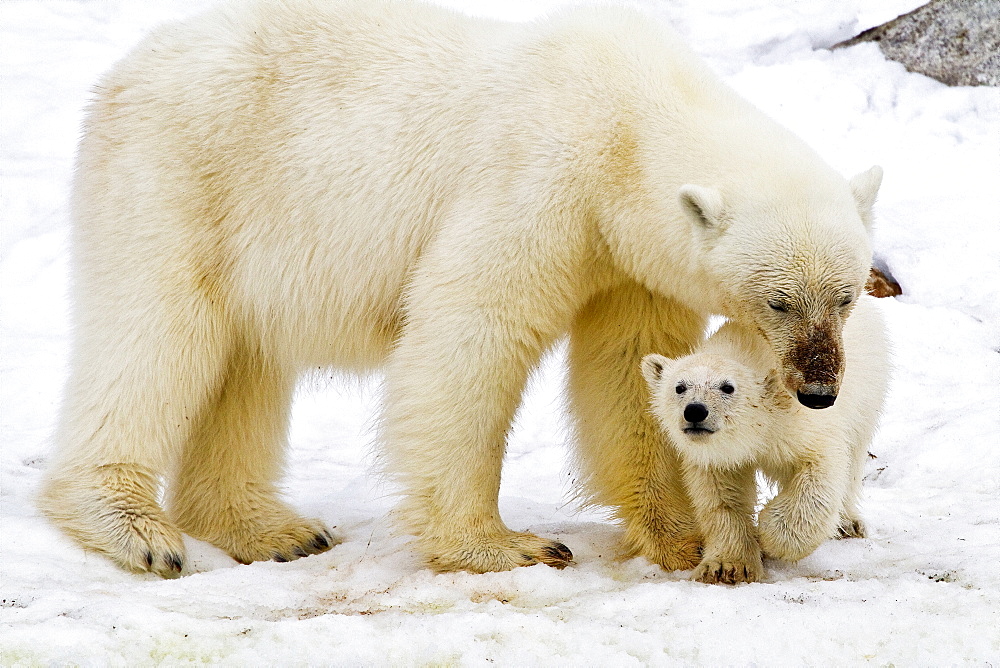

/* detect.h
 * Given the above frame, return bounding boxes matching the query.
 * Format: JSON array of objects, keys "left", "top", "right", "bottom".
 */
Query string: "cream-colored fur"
[
  {"left": 39, "top": 0, "right": 881, "bottom": 577},
  {"left": 643, "top": 296, "right": 890, "bottom": 584}
]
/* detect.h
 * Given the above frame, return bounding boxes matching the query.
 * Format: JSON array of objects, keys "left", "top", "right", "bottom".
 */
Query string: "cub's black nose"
[
  {"left": 684, "top": 402, "right": 709, "bottom": 423},
  {"left": 797, "top": 391, "right": 837, "bottom": 409}
]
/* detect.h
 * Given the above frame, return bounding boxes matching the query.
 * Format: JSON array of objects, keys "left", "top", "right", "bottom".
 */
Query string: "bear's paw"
[
  {"left": 425, "top": 531, "right": 574, "bottom": 573},
  {"left": 39, "top": 464, "right": 187, "bottom": 578},
  {"left": 692, "top": 555, "right": 763, "bottom": 585},
  {"left": 179, "top": 505, "right": 339, "bottom": 566},
  {"left": 836, "top": 516, "right": 867, "bottom": 539},
  {"left": 232, "top": 522, "right": 339, "bottom": 565}
]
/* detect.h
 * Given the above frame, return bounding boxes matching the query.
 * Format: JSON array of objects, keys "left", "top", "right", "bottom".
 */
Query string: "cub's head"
[
  {"left": 678, "top": 166, "right": 882, "bottom": 410},
  {"left": 642, "top": 352, "right": 785, "bottom": 467}
]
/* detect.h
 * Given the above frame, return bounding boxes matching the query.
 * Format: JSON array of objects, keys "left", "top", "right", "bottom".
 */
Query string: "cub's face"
[{"left": 642, "top": 352, "right": 772, "bottom": 467}]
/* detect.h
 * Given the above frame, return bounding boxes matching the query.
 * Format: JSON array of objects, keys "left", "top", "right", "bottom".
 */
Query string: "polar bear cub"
[{"left": 642, "top": 295, "right": 889, "bottom": 584}]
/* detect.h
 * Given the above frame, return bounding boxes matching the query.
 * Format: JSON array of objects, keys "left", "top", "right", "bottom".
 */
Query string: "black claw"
[
  {"left": 167, "top": 553, "right": 184, "bottom": 573},
  {"left": 144, "top": 551, "right": 154, "bottom": 569},
  {"left": 273, "top": 553, "right": 288, "bottom": 563},
  {"left": 520, "top": 554, "right": 538, "bottom": 564},
  {"left": 543, "top": 542, "right": 574, "bottom": 563},
  {"left": 293, "top": 546, "right": 309, "bottom": 558},
  {"left": 311, "top": 532, "right": 330, "bottom": 551}
]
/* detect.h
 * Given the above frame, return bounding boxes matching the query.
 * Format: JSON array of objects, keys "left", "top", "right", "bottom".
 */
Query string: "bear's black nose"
[
  {"left": 684, "top": 402, "right": 709, "bottom": 423},
  {"left": 797, "top": 391, "right": 837, "bottom": 409}
]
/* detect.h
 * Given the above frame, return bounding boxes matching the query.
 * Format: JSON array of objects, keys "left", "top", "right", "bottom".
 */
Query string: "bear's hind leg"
[
  {"left": 169, "top": 343, "right": 338, "bottom": 565},
  {"left": 38, "top": 304, "right": 226, "bottom": 577}
]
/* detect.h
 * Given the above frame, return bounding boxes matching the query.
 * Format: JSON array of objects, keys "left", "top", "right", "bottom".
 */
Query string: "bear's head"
[
  {"left": 677, "top": 166, "right": 882, "bottom": 410},
  {"left": 641, "top": 351, "right": 785, "bottom": 468}
]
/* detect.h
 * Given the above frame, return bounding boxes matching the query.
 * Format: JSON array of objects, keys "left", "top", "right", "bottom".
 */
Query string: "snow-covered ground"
[{"left": 2, "top": 0, "right": 999, "bottom": 664}]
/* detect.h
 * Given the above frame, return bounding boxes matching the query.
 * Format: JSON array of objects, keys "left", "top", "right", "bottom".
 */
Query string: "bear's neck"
[{"left": 593, "top": 59, "right": 839, "bottom": 316}]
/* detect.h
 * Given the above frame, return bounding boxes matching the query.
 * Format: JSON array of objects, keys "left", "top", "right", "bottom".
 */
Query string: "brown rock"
[{"left": 866, "top": 266, "right": 903, "bottom": 298}]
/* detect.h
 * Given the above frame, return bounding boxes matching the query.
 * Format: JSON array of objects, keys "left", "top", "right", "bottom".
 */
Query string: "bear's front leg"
[
  {"left": 758, "top": 455, "right": 848, "bottom": 562},
  {"left": 568, "top": 284, "right": 706, "bottom": 570},
  {"left": 383, "top": 329, "right": 573, "bottom": 572},
  {"left": 381, "top": 241, "right": 577, "bottom": 573},
  {"left": 682, "top": 462, "right": 762, "bottom": 584}
]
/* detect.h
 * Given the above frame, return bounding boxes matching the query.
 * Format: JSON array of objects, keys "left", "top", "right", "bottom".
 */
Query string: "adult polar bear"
[{"left": 40, "top": 0, "right": 882, "bottom": 577}]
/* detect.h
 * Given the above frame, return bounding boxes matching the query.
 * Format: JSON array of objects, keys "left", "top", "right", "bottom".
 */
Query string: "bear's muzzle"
[{"left": 787, "top": 322, "right": 843, "bottom": 409}]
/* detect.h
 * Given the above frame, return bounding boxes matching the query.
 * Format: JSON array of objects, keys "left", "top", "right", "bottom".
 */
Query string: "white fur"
[
  {"left": 643, "top": 296, "right": 890, "bottom": 584},
  {"left": 40, "top": 0, "right": 879, "bottom": 576}
]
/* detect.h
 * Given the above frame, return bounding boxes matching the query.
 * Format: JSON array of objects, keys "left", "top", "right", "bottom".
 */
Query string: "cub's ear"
[
  {"left": 764, "top": 371, "right": 794, "bottom": 410},
  {"left": 641, "top": 353, "right": 673, "bottom": 386},
  {"left": 849, "top": 165, "right": 883, "bottom": 231},
  {"left": 678, "top": 185, "right": 726, "bottom": 236}
]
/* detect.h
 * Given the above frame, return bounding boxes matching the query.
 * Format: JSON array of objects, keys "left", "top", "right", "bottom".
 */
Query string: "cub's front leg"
[
  {"left": 683, "top": 462, "right": 762, "bottom": 584},
  {"left": 758, "top": 454, "right": 849, "bottom": 561}
]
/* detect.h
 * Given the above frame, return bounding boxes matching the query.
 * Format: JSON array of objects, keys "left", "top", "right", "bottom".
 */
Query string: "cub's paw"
[
  {"left": 426, "top": 531, "right": 574, "bottom": 573},
  {"left": 39, "top": 465, "right": 187, "bottom": 578},
  {"left": 758, "top": 502, "right": 829, "bottom": 562},
  {"left": 692, "top": 555, "right": 763, "bottom": 585},
  {"left": 836, "top": 516, "right": 867, "bottom": 539}
]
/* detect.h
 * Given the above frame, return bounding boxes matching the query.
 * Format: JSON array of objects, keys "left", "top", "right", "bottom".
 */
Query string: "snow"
[{"left": 2, "top": 0, "right": 999, "bottom": 664}]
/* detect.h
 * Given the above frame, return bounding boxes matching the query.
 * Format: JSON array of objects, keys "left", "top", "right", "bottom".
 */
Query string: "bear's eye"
[
  {"left": 839, "top": 296, "right": 853, "bottom": 308},
  {"left": 675, "top": 383, "right": 687, "bottom": 394},
  {"left": 768, "top": 301, "right": 788, "bottom": 313},
  {"left": 720, "top": 382, "right": 735, "bottom": 395}
]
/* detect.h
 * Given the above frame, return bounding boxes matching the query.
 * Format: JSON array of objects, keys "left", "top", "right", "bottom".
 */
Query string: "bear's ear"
[
  {"left": 678, "top": 185, "right": 726, "bottom": 235},
  {"left": 849, "top": 165, "right": 883, "bottom": 231},
  {"left": 641, "top": 353, "right": 673, "bottom": 386}
]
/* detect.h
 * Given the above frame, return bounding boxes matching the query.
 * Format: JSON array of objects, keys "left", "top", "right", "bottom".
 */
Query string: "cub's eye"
[
  {"left": 839, "top": 296, "right": 853, "bottom": 308},
  {"left": 768, "top": 301, "right": 787, "bottom": 313},
  {"left": 675, "top": 383, "right": 687, "bottom": 394},
  {"left": 720, "top": 382, "right": 735, "bottom": 395}
]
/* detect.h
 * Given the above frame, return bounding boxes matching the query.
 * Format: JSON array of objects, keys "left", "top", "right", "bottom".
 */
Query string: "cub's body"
[{"left": 644, "top": 296, "right": 890, "bottom": 583}]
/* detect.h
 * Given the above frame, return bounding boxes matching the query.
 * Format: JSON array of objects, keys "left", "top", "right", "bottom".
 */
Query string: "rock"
[
  {"left": 866, "top": 266, "right": 903, "bottom": 298},
  {"left": 833, "top": 0, "right": 1000, "bottom": 87}
]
